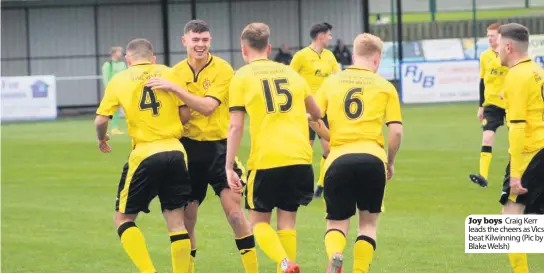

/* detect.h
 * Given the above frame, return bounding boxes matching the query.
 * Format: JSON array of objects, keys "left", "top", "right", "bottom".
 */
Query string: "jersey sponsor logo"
[{"left": 314, "top": 69, "right": 330, "bottom": 78}]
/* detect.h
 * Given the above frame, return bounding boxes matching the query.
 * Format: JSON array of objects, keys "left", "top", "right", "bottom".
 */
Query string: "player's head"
[
  {"left": 240, "top": 22, "right": 271, "bottom": 64},
  {"left": 487, "top": 23, "right": 501, "bottom": 49},
  {"left": 310, "top": 22, "right": 333, "bottom": 47},
  {"left": 182, "top": 20, "right": 212, "bottom": 61},
  {"left": 125, "top": 39, "right": 155, "bottom": 66},
  {"left": 352, "top": 33, "right": 384, "bottom": 72},
  {"left": 111, "top": 46, "right": 123, "bottom": 61},
  {"left": 497, "top": 23, "right": 529, "bottom": 67}
]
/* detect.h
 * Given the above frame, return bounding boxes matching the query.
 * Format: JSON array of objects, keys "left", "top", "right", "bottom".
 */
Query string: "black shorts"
[
  {"left": 245, "top": 164, "right": 314, "bottom": 212},
  {"left": 115, "top": 151, "right": 191, "bottom": 214},
  {"left": 500, "top": 149, "right": 544, "bottom": 214},
  {"left": 181, "top": 137, "right": 244, "bottom": 205},
  {"left": 482, "top": 105, "right": 506, "bottom": 132},
  {"left": 309, "top": 116, "right": 329, "bottom": 141},
  {"left": 324, "top": 153, "right": 386, "bottom": 220}
]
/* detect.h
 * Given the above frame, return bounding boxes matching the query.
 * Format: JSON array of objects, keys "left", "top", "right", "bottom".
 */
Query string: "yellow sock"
[
  {"left": 480, "top": 146, "right": 493, "bottom": 179},
  {"left": 189, "top": 249, "right": 196, "bottom": 273},
  {"left": 508, "top": 253, "right": 529, "bottom": 273},
  {"left": 277, "top": 230, "right": 297, "bottom": 272},
  {"left": 353, "top": 235, "right": 376, "bottom": 273},
  {"left": 117, "top": 222, "right": 156, "bottom": 273},
  {"left": 169, "top": 230, "right": 191, "bottom": 273},
  {"left": 318, "top": 156, "right": 326, "bottom": 187},
  {"left": 253, "top": 222, "right": 288, "bottom": 264},
  {"left": 236, "top": 234, "right": 259, "bottom": 273},
  {"left": 325, "top": 229, "right": 346, "bottom": 260}
]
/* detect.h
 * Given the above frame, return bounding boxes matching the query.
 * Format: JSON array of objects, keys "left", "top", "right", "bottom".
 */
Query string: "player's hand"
[
  {"left": 386, "top": 163, "right": 394, "bottom": 180},
  {"left": 98, "top": 135, "right": 111, "bottom": 153},
  {"left": 146, "top": 78, "right": 177, "bottom": 92},
  {"left": 226, "top": 168, "right": 243, "bottom": 193},
  {"left": 509, "top": 177, "right": 528, "bottom": 195},
  {"left": 477, "top": 107, "right": 484, "bottom": 121}
]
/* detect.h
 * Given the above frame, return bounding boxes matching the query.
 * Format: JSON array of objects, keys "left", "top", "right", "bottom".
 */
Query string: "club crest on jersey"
[{"left": 203, "top": 78, "right": 211, "bottom": 90}]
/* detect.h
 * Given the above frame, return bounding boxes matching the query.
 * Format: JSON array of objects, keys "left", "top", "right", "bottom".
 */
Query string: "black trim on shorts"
[
  {"left": 230, "top": 106, "right": 246, "bottom": 112},
  {"left": 510, "top": 120, "right": 526, "bottom": 124},
  {"left": 205, "top": 95, "right": 222, "bottom": 105}
]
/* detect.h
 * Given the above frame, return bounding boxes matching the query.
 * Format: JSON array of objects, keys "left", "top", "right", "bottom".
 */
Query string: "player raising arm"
[
  {"left": 496, "top": 23, "right": 544, "bottom": 273},
  {"left": 145, "top": 20, "right": 257, "bottom": 273},
  {"left": 469, "top": 23, "right": 509, "bottom": 188},
  {"left": 291, "top": 22, "right": 341, "bottom": 198},
  {"left": 313, "top": 33, "right": 403, "bottom": 273},
  {"left": 95, "top": 39, "right": 192, "bottom": 273},
  {"left": 225, "top": 22, "right": 321, "bottom": 273}
]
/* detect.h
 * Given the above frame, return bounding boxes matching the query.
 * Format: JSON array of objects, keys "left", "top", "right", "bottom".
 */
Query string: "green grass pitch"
[{"left": 2, "top": 102, "right": 543, "bottom": 272}]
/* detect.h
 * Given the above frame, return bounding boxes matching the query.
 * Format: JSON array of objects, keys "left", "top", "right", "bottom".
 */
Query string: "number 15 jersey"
[
  {"left": 229, "top": 58, "right": 313, "bottom": 170},
  {"left": 316, "top": 66, "right": 402, "bottom": 162},
  {"left": 97, "top": 62, "right": 186, "bottom": 148}
]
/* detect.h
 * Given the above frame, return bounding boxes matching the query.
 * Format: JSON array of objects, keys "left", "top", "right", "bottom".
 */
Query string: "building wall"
[{"left": 1, "top": 0, "right": 541, "bottom": 106}]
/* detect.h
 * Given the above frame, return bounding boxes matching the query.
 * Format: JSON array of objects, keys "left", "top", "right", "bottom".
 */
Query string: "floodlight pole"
[
  {"left": 396, "top": 0, "right": 403, "bottom": 62},
  {"left": 161, "top": 0, "right": 170, "bottom": 66}
]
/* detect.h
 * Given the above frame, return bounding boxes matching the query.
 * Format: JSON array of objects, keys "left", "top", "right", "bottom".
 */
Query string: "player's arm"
[
  {"left": 225, "top": 73, "right": 246, "bottom": 192},
  {"left": 146, "top": 70, "right": 223, "bottom": 117},
  {"left": 506, "top": 75, "right": 529, "bottom": 179},
  {"left": 290, "top": 52, "right": 303, "bottom": 72},
  {"left": 179, "top": 106, "right": 191, "bottom": 124},
  {"left": 308, "top": 82, "right": 329, "bottom": 141},
  {"left": 478, "top": 56, "right": 486, "bottom": 107},
  {"left": 385, "top": 87, "right": 404, "bottom": 179},
  {"left": 94, "top": 80, "right": 119, "bottom": 152}
]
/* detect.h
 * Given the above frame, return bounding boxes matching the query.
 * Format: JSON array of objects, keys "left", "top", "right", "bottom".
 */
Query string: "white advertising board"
[
  {"left": 1, "top": 75, "right": 57, "bottom": 121},
  {"left": 400, "top": 60, "right": 480, "bottom": 104}
]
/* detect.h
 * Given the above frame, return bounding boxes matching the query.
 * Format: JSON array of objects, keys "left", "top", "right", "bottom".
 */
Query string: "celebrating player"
[
  {"left": 496, "top": 23, "right": 544, "bottom": 273},
  {"left": 225, "top": 22, "right": 322, "bottom": 273},
  {"left": 95, "top": 39, "right": 192, "bottom": 273},
  {"left": 313, "top": 33, "right": 403, "bottom": 273},
  {"left": 469, "top": 23, "right": 509, "bottom": 188},
  {"left": 145, "top": 20, "right": 257, "bottom": 273},
  {"left": 291, "top": 22, "right": 341, "bottom": 198}
]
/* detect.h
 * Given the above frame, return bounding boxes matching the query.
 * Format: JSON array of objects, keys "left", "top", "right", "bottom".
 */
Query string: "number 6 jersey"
[
  {"left": 229, "top": 58, "right": 313, "bottom": 170},
  {"left": 96, "top": 62, "right": 186, "bottom": 148},
  {"left": 316, "top": 66, "right": 402, "bottom": 163}
]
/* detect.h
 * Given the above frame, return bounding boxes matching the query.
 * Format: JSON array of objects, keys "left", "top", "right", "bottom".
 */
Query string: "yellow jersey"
[
  {"left": 229, "top": 58, "right": 313, "bottom": 170},
  {"left": 480, "top": 48, "right": 508, "bottom": 108},
  {"left": 316, "top": 66, "right": 402, "bottom": 164},
  {"left": 503, "top": 58, "right": 544, "bottom": 177},
  {"left": 172, "top": 54, "right": 234, "bottom": 141},
  {"left": 96, "top": 62, "right": 186, "bottom": 151},
  {"left": 290, "top": 46, "right": 340, "bottom": 94}
]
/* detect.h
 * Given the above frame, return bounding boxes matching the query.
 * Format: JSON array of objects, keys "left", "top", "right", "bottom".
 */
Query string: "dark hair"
[
  {"left": 310, "top": 22, "right": 332, "bottom": 40},
  {"left": 498, "top": 23, "right": 529, "bottom": 42},
  {"left": 184, "top": 19, "right": 210, "bottom": 34},
  {"left": 241, "top": 23, "right": 270, "bottom": 51}
]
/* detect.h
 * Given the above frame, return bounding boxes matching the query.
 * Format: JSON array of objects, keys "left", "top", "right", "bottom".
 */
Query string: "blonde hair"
[
  {"left": 126, "top": 39, "right": 154, "bottom": 59},
  {"left": 241, "top": 23, "right": 270, "bottom": 51},
  {"left": 110, "top": 46, "right": 123, "bottom": 55},
  {"left": 353, "top": 33, "right": 383, "bottom": 57}
]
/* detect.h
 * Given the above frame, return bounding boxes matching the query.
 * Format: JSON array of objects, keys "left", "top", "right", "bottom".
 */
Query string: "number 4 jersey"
[
  {"left": 316, "top": 66, "right": 402, "bottom": 164},
  {"left": 96, "top": 62, "right": 186, "bottom": 148},
  {"left": 229, "top": 58, "right": 313, "bottom": 171}
]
